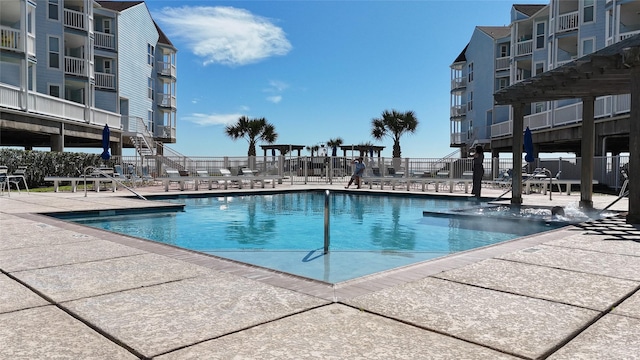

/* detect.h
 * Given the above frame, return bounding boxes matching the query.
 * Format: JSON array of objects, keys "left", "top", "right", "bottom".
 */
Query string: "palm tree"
[
  {"left": 371, "top": 110, "right": 418, "bottom": 159},
  {"left": 306, "top": 145, "right": 320, "bottom": 156},
  {"left": 225, "top": 116, "right": 278, "bottom": 156},
  {"left": 326, "top": 137, "right": 344, "bottom": 156}
]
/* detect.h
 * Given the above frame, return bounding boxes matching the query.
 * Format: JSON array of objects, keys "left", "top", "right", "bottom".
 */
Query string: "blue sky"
[{"left": 142, "top": 0, "right": 548, "bottom": 158}]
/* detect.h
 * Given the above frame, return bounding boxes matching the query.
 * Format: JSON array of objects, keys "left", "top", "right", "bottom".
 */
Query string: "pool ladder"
[{"left": 82, "top": 166, "right": 147, "bottom": 200}]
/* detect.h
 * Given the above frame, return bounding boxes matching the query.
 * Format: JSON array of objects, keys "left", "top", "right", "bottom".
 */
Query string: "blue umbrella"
[
  {"left": 331, "top": 146, "right": 337, "bottom": 157},
  {"left": 369, "top": 147, "right": 373, "bottom": 158},
  {"left": 101, "top": 124, "right": 111, "bottom": 160},
  {"left": 524, "top": 126, "right": 534, "bottom": 163}
]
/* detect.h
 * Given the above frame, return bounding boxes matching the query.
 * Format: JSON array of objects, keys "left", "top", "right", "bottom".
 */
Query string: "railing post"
[{"left": 324, "top": 190, "right": 330, "bottom": 254}]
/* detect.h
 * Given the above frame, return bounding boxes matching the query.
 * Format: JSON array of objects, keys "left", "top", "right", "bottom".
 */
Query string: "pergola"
[
  {"left": 494, "top": 34, "right": 640, "bottom": 224},
  {"left": 259, "top": 144, "right": 306, "bottom": 157},
  {"left": 338, "top": 145, "right": 386, "bottom": 158}
]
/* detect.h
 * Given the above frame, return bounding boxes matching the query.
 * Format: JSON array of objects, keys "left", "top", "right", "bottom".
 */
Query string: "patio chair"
[
  {"left": 8, "top": 166, "right": 28, "bottom": 193},
  {"left": 127, "top": 164, "right": 144, "bottom": 185},
  {"left": 0, "top": 166, "right": 9, "bottom": 196},
  {"left": 141, "top": 165, "right": 156, "bottom": 185}
]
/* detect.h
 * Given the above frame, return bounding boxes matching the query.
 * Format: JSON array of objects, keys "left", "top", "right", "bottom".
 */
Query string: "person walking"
[
  {"left": 471, "top": 145, "right": 484, "bottom": 199},
  {"left": 345, "top": 157, "right": 365, "bottom": 189}
]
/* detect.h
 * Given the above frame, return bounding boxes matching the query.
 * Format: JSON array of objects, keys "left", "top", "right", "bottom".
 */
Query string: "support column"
[
  {"left": 511, "top": 103, "right": 525, "bottom": 205},
  {"left": 580, "top": 97, "right": 595, "bottom": 209},
  {"left": 51, "top": 123, "right": 64, "bottom": 152},
  {"left": 628, "top": 67, "right": 640, "bottom": 224}
]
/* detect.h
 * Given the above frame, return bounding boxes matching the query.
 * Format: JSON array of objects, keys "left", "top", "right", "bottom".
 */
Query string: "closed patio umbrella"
[
  {"left": 101, "top": 124, "right": 111, "bottom": 161},
  {"left": 524, "top": 126, "right": 534, "bottom": 163}
]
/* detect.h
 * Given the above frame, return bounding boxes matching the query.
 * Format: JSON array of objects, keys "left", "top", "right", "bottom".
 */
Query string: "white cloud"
[
  {"left": 267, "top": 80, "right": 289, "bottom": 92},
  {"left": 266, "top": 95, "right": 282, "bottom": 104},
  {"left": 182, "top": 113, "right": 243, "bottom": 126},
  {"left": 154, "top": 6, "right": 292, "bottom": 66}
]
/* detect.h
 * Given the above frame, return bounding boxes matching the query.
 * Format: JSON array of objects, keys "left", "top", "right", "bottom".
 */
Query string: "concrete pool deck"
[{"left": 1, "top": 184, "right": 638, "bottom": 359}]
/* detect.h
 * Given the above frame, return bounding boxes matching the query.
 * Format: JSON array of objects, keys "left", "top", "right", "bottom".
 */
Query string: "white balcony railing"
[
  {"left": 450, "top": 105, "right": 466, "bottom": 117},
  {"left": 64, "top": 8, "right": 86, "bottom": 31},
  {"left": 451, "top": 77, "right": 466, "bottom": 90},
  {"left": 155, "top": 125, "right": 176, "bottom": 139},
  {"left": 614, "top": 94, "right": 631, "bottom": 115},
  {"left": 554, "top": 102, "right": 582, "bottom": 126},
  {"left": 157, "top": 61, "right": 176, "bottom": 77},
  {"left": 491, "top": 121, "right": 512, "bottom": 138},
  {"left": 524, "top": 110, "right": 551, "bottom": 130},
  {"left": 157, "top": 93, "right": 176, "bottom": 108},
  {"left": 65, "top": 56, "right": 87, "bottom": 76},
  {"left": 450, "top": 132, "right": 464, "bottom": 145},
  {"left": 94, "top": 31, "right": 115, "bottom": 50},
  {"left": 1, "top": 83, "right": 121, "bottom": 128},
  {"left": 95, "top": 72, "right": 115, "bottom": 89},
  {"left": 0, "top": 26, "right": 21, "bottom": 52},
  {"left": 557, "top": 11, "right": 579, "bottom": 33},
  {"left": 620, "top": 30, "right": 640, "bottom": 41},
  {"left": 515, "top": 39, "right": 533, "bottom": 56},
  {"left": 495, "top": 56, "right": 510, "bottom": 71}
]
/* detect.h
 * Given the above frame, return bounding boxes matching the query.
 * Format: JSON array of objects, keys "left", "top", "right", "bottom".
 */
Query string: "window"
[
  {"left": 467, "top": 91, "right": 473, "bottom": 111},
  {"left": 103, "top": 60, "right": 112, "bottom": 73},
  {"left": 49, "top": 84, "right": 60, "bottom": 98},
  {"left": 583, "top": 0, "right": 594, "bottom": 23},
  {"left": 535, "top": 22, "right": 545, "bottom": 50},
  {"left": 147, "top": 110, "right": 154, "bottom": 133},
  {"left": 48, "top": 0, "right": 59, "bottom": 21},
  {"left": 103, "top": 19, "right": 111, "bottom": 34},
  {"left": 148, "top": 77, "right": 154, "bottom": 100},
  {"left": 497, "top": 78, "right": 508, "bottom": 90},
  {"left": 467, "top": 63, "right": 474, "bottom": 82},
  {"left": 535, "top": 62, "right": 544, "bottom": 76},
  {"left": 499, "top": 44, "right": 509, "bottom": 57},
  {"left": 147, "top": 44, "right": 155, "bottom": 66},
  {"left": 48, "top": 36, "right": 60, "bottom": 69},
  {"left": 582, "top": 38, "right": 594, "bottom": 56}
]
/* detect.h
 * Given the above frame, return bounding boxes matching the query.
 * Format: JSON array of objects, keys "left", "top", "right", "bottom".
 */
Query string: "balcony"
[
  {"left": 557, "top": 11, "right": 578, "bottom": 33},
  {"left": 95, "top": 72, "right": 115, "bottom": 89},
  {"left": 495, "top": 56, "right": 509, "bottom": 71},
  {"left": 450, "top": 77, "right": 466, "bottom": 90},
  {"left": 515, "top": 39, "right": 532, "bottom": 56},
  {"left": 450, "top": 105, "right": 466, "bottom": 117},
  {"left": 0, "top": 26, "right": 20, "bottom": 52},
  {"left": 64, "top": 8, "right": 86, "bottom": 31},
  {"left": 155, "top": 125, "right": 176, "bottom": 141},
  {"left": 94, "top": 31, "right": 115, "bottom": 50},
  {"left": 65, "top": 56, "right": 87, "bottom": 77},
  {"left": 450, "top": 132, "right": 464, "bottom": 146},
  {"left": 157, "top": 61, "right": 176, "bottom": 78},
  {"left": 157, "top": 93, "right": 176, "bottom": 108}
]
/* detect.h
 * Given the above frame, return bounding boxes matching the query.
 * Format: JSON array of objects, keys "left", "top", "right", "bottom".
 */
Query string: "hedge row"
[{"left": 0, "top": 149, "right": 116, "bottom": 188}]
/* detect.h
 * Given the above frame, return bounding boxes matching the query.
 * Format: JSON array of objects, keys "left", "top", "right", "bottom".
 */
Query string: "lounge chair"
[{"left": 196, "top": 169, "right": 219, "bottom": 189}]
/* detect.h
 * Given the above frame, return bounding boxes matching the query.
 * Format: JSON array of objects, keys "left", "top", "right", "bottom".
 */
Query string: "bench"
[{"left": 44, "top": 176, "right": 117, "bottom": 192}]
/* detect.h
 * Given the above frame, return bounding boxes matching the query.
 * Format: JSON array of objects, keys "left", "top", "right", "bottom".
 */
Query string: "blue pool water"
[{"left": 61, "top": 192, "right": 564, "bottom": 283}]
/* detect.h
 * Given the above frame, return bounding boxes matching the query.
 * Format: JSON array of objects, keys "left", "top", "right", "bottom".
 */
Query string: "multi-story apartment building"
[
  {"left": 0, "top": 0, "right": 177, "bottom": 157},
  {"left": 450, "top": 0, "right": 639, "bottom": 160}
]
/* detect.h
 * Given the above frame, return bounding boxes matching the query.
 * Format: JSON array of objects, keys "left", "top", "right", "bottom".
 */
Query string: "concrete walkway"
[{"left": 1, "top": 184, "right": 638, "bottom": 359}]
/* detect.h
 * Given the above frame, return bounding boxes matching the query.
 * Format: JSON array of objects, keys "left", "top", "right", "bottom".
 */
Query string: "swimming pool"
[{"left": 58, "top": 191, "right": 564, "bottom": 283}]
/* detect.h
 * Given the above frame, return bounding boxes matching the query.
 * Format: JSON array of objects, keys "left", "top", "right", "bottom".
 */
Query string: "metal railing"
[{"left": 111, "top": 154, "right": 628, "bottom": 192}]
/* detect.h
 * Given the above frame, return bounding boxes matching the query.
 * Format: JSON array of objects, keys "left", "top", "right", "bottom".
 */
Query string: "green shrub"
[{"left": 0, "top": 149, "right": 116, "bottom": 188}]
